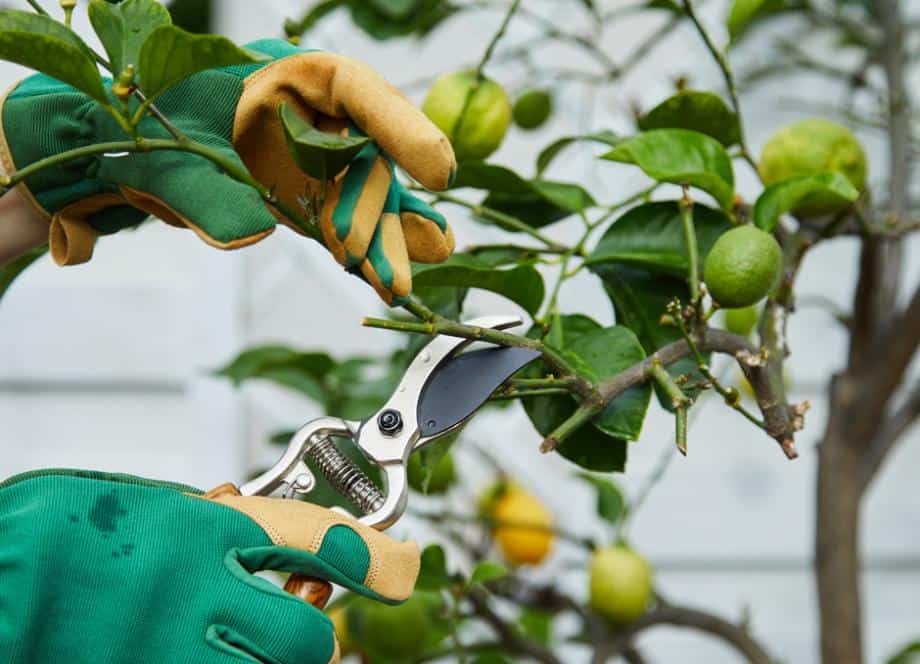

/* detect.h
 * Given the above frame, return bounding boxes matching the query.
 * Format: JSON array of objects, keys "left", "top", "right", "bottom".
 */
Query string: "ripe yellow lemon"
[
  {"left": 488, "top": 483, "right": 554, "bottom": 566},
  {"left": 759, "top": 118, "right": 867, "bottom": 216},
  {"left": 704, "top": 226, "right": 782, "bottom": 308},
  {"left": 588, "top": 546, "right": 653, "bottom": 624},
  {"left": 422, "top": 70, "right": 512, "bottom": 161}
]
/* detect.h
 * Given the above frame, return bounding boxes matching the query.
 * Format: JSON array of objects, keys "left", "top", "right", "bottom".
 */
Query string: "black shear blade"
[{"left": 417, "top": 346, "right": 541, "bottom": 438}]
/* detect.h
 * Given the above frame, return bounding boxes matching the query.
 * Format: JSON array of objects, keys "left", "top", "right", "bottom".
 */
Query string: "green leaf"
[
  {"left": 214, "top": 346, "right": 336, "bottom": 403},
  {"left": 284, "top": 0, "right": 345, "bottom": 37},
  {"left": 0, "top": 246, "right": 46, "bottom": 302},
  {"left": 601, "top": 129, "right": 735, "bottom": 210},
  {"left": 518, "top": 608, "right": 553, "bottom": 646},
  {"left": 587, "top": 201, "right": 732, "bottom": 277},
  {"left": 523, "top": 316, "right": 650, "bottom": 472},
  {"left": 368, "top": 0, "right": 421, "bottom": 20},
  {"left": 470, "top": 561, "right": 508, "bottom": 586},
  {"left": 166, "top": 0, "right": 214, "bottom": 33},
  {"left": 590, "top": 263, "right": 706, "bottom": 409},
  {"left": 727, "top": 0, "right": 789, "bottom": 42},
  {"left": 89, "top": 0, "right": 171, "bottom": 77},
  {"left": 278, "top": 102, "right": 370, "bottom": 181},
  {"left": 413, "top": 253, "right": 545, "bottom": 315},
  {"left": 0, "top": 10, "right": 106, "bottom": 103},
  {"left": 347, "top": 0, "right": 457, "bottom": 40},
  {"left": 536, "top": 130, "right": 619, "bottom": 175},
  {"left": 639, "top": 91, "right": 741, "bottom": 147},
  {"left": 753, "top": 172, "right": 859, "bottom": 232},
  {"left": 577, "top": 473, "right": 626, "bottom": 526},
  {"left": 887, "top": 640, "right": 920, "bottom": 664},
  {"left": 453, "top": 161, "right": 596, "bottom": 228},
  {"left": 416, "top": 545, "right": 451, "bottom": 591},
  {"left": 138, "top": 24, "right": 268, "bottom": 100}
]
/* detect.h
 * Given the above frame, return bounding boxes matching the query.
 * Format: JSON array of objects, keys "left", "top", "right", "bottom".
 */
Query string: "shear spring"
[{"left": 307, "top": 436, "right": 385, "bottom": 515}]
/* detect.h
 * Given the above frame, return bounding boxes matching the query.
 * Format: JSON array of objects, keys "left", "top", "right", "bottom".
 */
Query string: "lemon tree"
[{"left": 1, "top": 0, "right": 913, "bottom": 662}]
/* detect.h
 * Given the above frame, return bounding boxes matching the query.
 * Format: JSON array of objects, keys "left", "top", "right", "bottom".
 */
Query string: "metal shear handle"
[{"left": 240, "top": 315, "right": 526, "bottom": 531}]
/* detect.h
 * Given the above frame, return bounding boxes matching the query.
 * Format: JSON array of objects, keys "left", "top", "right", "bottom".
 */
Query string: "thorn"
[{"left": 676, "top": 440, "right": 688, "bottom": 456}]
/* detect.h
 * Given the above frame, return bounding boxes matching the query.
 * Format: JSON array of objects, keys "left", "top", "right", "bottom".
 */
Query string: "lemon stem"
[{"left": 648, "top": 359, "right": 692, "bottom": 455}]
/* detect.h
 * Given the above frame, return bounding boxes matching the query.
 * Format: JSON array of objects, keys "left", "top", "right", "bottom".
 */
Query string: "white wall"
[{"left": 0, "top": 1, "right": 917, "bottom": 662}]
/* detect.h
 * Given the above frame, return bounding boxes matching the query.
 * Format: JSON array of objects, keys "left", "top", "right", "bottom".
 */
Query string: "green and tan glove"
[
  {"left": 0, "top": 38, "right": 456, "bottom": 304},
  {"left": 0, "top": 469, "right": 420, "bottom": 663}
]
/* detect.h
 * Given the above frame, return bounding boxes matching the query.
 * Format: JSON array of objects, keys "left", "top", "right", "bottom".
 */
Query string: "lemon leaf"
[
  {"left": 416, "top": 545, "right": 451, "bottom": 591},
  {"left": 601, "top": 129, "right": 735, "bottom": 210},
  {"left": 753, "top": 172, "right": 859, "bottom": 232},
  {"left": 0, "top": 10, "right": 107, "bottom": 103},
  {"left": 577, "top": 473, "right": 626, "bottom": 526},
  {"left": 89, "top": 0, "right": 171, "bottom": 77},
  {"left": 470, "top": 561, "right": 508, "bottom": 586},
  {"left": 278, "top": 102, "right": 370, "bottom": 181},
  {"left": 638, "top": 90, "right": 741, "bottom": 147},
  {"left": 587, "top": 201, "right": 732, "bottom": 276}
]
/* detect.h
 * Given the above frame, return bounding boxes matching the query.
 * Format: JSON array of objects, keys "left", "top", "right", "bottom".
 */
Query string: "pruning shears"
[{"left": 232, "top": 316, "right": 539, "bottom": 605}]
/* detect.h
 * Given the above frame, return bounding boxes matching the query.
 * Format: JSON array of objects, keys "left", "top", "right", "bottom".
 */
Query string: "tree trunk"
[{"left": 815, "top": 382, "right": 865, "bottom": 664}]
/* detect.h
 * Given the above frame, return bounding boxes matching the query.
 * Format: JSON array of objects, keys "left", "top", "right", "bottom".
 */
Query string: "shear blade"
[{"left": 416, "top": 346, "right": 540, "bottom": 438}]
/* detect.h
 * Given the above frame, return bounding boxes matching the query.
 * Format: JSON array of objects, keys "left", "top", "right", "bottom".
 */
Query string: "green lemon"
[
  {"left": 326, "top": 604, "right": 356, "bottom": 656},
  {"left": 704, "top": 226, "right": 782, "bottom": 308},
  {"left": 723, "top": 304, "right": 760, "bottom": 336},
  {"left": 512, "top": 89, "right": 553, "bottom": 130},
  {"left": 422, "top": 70, "right": 512, "bottom": 161},
  {"left": 588, "top": 546, "right": 653, "bottom": 624},
  {"left": 759, "top": 118, "right": 867, "bottom": 216},
  {"left": 347, "top": 591, "right": 443, "bottom": 660},
  {"left": 407, "top": 451, "right": 456, "bottom": 494}
]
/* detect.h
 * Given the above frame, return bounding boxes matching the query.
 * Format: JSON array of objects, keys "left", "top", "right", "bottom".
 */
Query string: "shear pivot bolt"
[{"left": 378, "top": 409, "right": 403, "bottom": 436}]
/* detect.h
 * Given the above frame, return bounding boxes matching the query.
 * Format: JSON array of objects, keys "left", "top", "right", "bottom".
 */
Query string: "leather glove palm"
[
  {"left": 0, "top": 469, "right": 420, "bottom": 664},
  {"left": 0, "top": 39, "right": 456, "bottom": 304}
]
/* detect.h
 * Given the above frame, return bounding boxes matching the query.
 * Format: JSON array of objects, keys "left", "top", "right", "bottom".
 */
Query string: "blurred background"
[{"left": 0, "top": 0, "right": 917, "bottom": 661}]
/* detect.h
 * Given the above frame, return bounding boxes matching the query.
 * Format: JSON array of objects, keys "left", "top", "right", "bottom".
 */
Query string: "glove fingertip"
[{"left": 402, "top": 212, "right": 455, "bottom": 264}]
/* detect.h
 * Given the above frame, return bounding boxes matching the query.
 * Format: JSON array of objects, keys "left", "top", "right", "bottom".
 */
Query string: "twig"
[
  {"left": 681, "top": 0, "right": 759, "bottom": 177},
  {"left": 424, "top": 189, "right": 568, "bottom": 251},
  {"left": 467, "top": 588, "right": 562, "bottom": 664},
  {"left": 648, "top": 358, "right": 692, "bottom": 455},
  {"left": 0, "top": 139, "right": 317, "bottom": 240},
  {"left": 678, "top": 187, "right": 700, "bottom": 302},
  {"left": 861, "top": 382, "right": 920, "bottom": 491}
]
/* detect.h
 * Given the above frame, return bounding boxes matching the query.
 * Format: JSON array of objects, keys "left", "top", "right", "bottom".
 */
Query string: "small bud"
[
  {"left": 723, "top": 387, "right": 741, "bottom": 407},
  {"left": 112, "top": 65, "right": 136, "bottom": 101},
  {"left": 60, "top": 0, "right": 76, "bottom": 8}
]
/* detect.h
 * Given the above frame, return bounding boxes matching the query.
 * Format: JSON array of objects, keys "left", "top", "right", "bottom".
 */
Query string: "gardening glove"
[
  {"left": 0, "top": 469, "right": 420, "bottom": 664},
  {"left": 0, "top": 38, "right": 456, "bottom": 304}
]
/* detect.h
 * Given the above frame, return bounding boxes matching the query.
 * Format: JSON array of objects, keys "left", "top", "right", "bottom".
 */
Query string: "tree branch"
[
  {"left": 608, "top": 605, "right": 774, "bottom": 664},
  {"left": 861, "top": 382, "right": 920, "bottom": 491},
  {"left": 467, "top": 589, "right": 562, "bottom": 664}
]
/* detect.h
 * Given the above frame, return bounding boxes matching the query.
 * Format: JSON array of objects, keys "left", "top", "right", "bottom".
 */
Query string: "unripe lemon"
[
  {"left": 704, "top": 226, "right": 782, "bottom": 308},
  {"left": 407, "top": 451, "right": 456, "bottom": 494},
  {"left": 347, "top": 592, "right": 442, "bottom": 660},
  {"left": 589, "top": 546, "right": 653, "bottom": 624},
  {"left": 723, "top": 304, "right": 760, "bottom": 336},
  {"left": 513, "top": 89, "right": 553, "bottom": 130},
  {"left": 488, "top": 483, "right": 554, "bottom": 566},
  {"left": 759, "top": 118, "right": 867, "bottom": 216},
  {"left": 422, "top": 70, "right": 512, "bottom": 161},
  {"left": 326, "top": 605, "right": 356, "bottom": 655}
]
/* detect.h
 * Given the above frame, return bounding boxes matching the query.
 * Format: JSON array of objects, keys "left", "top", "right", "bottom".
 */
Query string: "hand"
[
  {"left": 0, "top": 469, "right": 420, "bottom": 663},
  {"left": 0, "top": 38, "right": 456, "bottom": 304}
]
